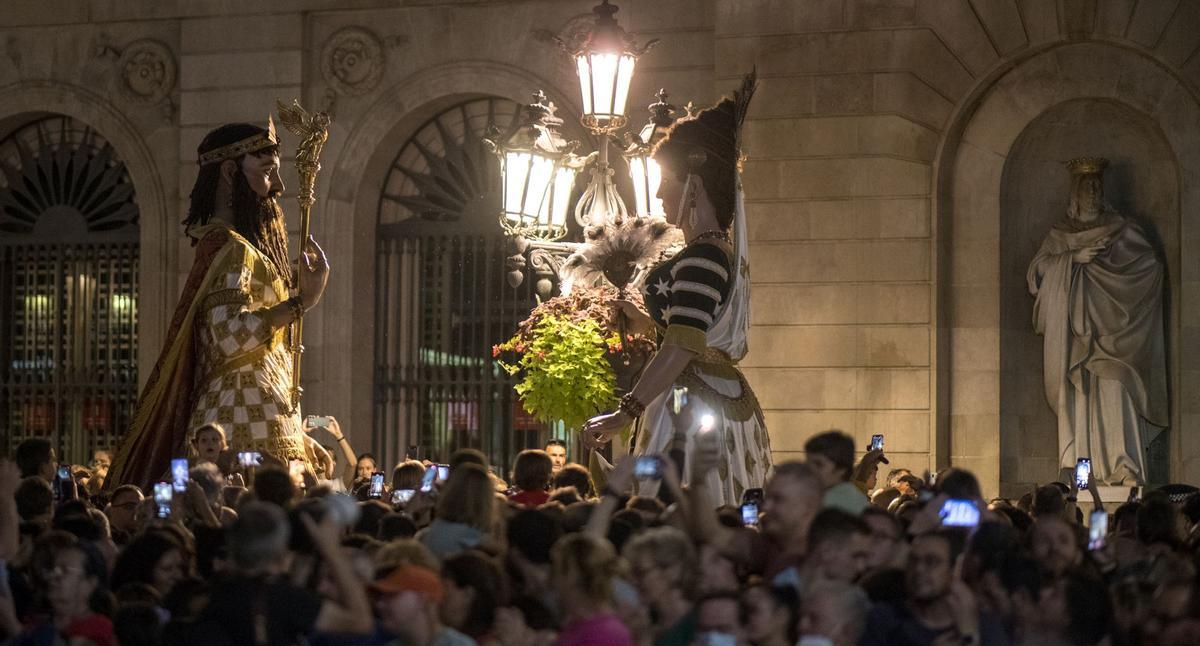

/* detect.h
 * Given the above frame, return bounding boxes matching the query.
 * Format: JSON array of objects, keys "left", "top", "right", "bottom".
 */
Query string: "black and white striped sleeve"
[{"left": 662, "top": 242, "right": 731, "bottom": 353}]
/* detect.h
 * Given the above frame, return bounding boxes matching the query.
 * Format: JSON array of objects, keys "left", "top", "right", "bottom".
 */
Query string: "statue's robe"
[
  {"left": 1027, "top": 213, "right": 1168, "bottom": 484},
  {"left": 108, "top": 222, "right": 310, "bottom": 490}
]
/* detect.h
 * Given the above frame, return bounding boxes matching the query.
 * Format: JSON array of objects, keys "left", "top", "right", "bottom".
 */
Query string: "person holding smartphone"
[{"left": 804, "top": 431, "right": 869, "bottom": 515}]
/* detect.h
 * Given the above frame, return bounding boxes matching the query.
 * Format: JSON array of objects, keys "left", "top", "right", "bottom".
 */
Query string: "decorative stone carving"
[
  {"left": 321, "top": 27, "right": 385, "bottom": 96},
  {"left": 116, "top": 39, "right": 176, "bottom": 104},
  {"left": 533, "top": 13, "right": 596, "bottom": 47}
]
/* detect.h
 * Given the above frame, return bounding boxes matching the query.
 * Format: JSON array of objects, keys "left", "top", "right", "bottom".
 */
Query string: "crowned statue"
[
  {"left": 107, "top": 119, "right": 332, "bottom": 490},
  {"left": 1027, "top": 158, "right": 1168, "bottom": 485}
]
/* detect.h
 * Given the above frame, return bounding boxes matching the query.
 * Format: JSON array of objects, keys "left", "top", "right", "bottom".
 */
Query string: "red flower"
[
  {"left": 537, "top": 351, "right": 546, "bottom": 359},
  {"left": 492, "top": 345, "right": 501, "bottom": 358}
]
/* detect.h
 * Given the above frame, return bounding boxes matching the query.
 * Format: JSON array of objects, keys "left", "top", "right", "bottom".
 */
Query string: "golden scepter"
[{"left": 276, "top": 99, "right": 331, "bottom": 410}]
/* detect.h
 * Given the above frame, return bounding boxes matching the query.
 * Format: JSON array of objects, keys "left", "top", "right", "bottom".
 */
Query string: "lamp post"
[
  {"left": 622, "top": 89, "right": 675, "bottom": 219},
  {"left": 560, "top": 0, "right": 658, "bottom": 230},
  {"left": 486, "top": 92, "right": 583, "bottom": 297},
  {"left": 497, "top": 0, "right": 673, "bottom": 297}
]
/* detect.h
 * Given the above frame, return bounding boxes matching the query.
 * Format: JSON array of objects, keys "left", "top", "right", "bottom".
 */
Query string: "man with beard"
[{"left": 107, "top": 120, "right": 331, "bottom": 490}]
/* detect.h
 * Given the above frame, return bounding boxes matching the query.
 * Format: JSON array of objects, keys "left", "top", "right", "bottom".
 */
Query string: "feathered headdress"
[{"left": 732, "top": 68, "right": 756, "bottom": 172}]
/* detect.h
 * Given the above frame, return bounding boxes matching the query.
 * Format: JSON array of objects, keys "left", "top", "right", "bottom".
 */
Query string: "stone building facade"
[{"left": 3, "top": 0, "right": 1199, "bottom": 494}]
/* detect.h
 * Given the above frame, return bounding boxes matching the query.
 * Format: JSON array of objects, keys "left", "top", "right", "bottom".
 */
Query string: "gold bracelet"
[{"left": 619, "top": 392, "right": 646, "bottom": 418}]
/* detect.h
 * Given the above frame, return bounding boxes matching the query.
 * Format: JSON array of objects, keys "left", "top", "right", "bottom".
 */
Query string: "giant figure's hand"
[{"left": 299, "top": 235, "right": 330, "bottom": 310}]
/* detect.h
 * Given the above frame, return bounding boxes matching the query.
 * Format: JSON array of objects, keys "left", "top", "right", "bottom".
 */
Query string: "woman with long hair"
[
  {"left": 583, "top": 73, "right": 771, "bottom": 505},
  {"left": 418, "top": 463, "right": 498, "bottom": 559}
]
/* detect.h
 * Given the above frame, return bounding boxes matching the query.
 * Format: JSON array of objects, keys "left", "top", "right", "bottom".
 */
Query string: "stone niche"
[{"left": 998, "top": 98, "right": 1179, "bottom": 489}]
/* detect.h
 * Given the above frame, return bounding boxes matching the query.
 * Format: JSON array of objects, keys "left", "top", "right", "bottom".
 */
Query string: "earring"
[{"left": 686, "top": 185, "right": 698, "bottom": 230}]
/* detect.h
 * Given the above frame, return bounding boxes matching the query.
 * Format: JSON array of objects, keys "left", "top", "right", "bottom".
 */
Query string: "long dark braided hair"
[{"left": 185, "top": 123, "right": 292, "bottom": 284}]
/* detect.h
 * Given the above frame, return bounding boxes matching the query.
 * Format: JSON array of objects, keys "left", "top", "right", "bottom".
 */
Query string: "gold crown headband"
[
  {"left": 1066, "top": 157, "right": 1108, "bottom": 176},
  {"left": 197, "top": 116, "right": 279, "bottom": 166}
]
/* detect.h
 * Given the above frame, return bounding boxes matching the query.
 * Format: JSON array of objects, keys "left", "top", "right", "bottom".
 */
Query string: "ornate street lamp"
[
  {"left": 558, "top": 0, "right": 658, "bottom": 229},
  {"left": 489, "top": 91, "right": 581, "bottom": 242},
  {"left": 564, "top": 0, "right": 658, "bottom": 133},
  {"left": 486, "top": 92, "right": 583, "bottom": 296},
  {"left": 496, "top": 1, "right": 679, "bottom": 297},
  {"left": 622, "top": 89, "right": 675, "bottom": 219}
]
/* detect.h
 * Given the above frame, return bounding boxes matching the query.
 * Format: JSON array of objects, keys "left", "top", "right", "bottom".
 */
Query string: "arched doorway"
[
  {"left": 0, "top": 114, "right": 140, "bottom": 463},
  {"left": 374, "top": 97, "right": 542, "bottom": 471}
]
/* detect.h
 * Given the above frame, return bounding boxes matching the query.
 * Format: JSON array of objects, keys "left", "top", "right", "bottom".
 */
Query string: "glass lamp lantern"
[
  {"left": 487, "top": 92, "right": 580, "bottom": 241},
  {"left": 560, "top": 1, "right": 658, "bottom": 134},
  {"left": 623, "top": 89, "right": 676, "bottom": 219}
]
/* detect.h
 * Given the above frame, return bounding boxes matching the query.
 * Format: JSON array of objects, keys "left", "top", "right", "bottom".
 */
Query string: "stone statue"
[{"left": 1027, "top": 158, "right": 1168, "bottom": 485}]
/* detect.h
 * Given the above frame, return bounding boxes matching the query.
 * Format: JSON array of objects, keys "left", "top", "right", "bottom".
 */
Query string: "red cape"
[{"left": 106, "top": 228, "right": 232, "bottom": 491}]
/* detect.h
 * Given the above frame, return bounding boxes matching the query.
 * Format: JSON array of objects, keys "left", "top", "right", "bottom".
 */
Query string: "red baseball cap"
[{"left": 370, "top": 565, "right": 443, "bottom": 604}]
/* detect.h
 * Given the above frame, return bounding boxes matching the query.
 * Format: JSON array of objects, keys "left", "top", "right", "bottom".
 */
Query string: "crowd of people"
[{"left": 3, "top": 419, "right": 1200, "bottom": 646}]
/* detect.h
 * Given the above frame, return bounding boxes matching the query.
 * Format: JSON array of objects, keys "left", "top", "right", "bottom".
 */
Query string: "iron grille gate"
[
  {"left": 374, "top": 232, "right": 539, "bottom": 473},
  {"left": 0, "top": 114, "right": 140, "bottom": 464},
  {"left": 374, "top": 97, "right": 553, "bottom": 474},
  {"left": 0, "top": 244, "right": 138, "bottom": 461}
]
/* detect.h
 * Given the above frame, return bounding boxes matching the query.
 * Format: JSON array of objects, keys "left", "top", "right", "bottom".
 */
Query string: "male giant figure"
[
  {"left": 108, "top": 120, "right": 331, "bottom": 490},
  {"left": 1028, "top": 157, "right": 1167, "bottom": 485}
]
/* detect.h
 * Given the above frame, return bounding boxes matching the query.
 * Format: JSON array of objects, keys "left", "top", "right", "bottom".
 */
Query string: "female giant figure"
[{"left": 584, "top": 74, "right": 771, "bottom": 505}]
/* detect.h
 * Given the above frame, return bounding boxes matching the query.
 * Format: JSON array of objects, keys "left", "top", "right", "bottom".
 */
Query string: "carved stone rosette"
[
  {"left": 116, "top": 39, "right": 176, "bottom": 104},
  {"left": 321, "top": 26, "right": 385, "bottom": 96}
]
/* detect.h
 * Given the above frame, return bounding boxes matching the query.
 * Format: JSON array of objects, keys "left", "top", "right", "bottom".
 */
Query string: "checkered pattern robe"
[{"left": 187, "top": 238, "right": 307, "bottom": 463}]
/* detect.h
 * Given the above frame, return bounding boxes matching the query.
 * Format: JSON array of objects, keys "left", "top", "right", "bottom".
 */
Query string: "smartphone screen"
[
  {"left": 1075, "top": 458, "right": 1091, "bottom": 490},
  {"left": 154, "top": 482, "right": 173, "bottom": 519},
  {"left": 392, "top": 489, "right": 416, "bottom": 505},
  {"left": 870, "top": 434, "right": 884, "bottom": 452},
  {"left": 57, "top": 465, "right": 71, "bottom": 482},
  {"left": 437, "top": 464, "right": 450, "bottom": 481},
  {"left": 369, "top": 473, "right": 385, "bottom": 498},
  {"left": 741, "top": 502, "right": 759, "bottom": 527},
  {"left": 1089, "top": 510, "right": 1108, "bottom": 550},
  {"left": 939, "top": 498, "right": 980, "bottom": 528},
  {"left": 634, "top": 456, "right": 662, "bottom": 479},
  {"left": 672, "top": 386, "right": 688, "bottom": 415},
  {"left": 171, "top": 458, "right": 189, "bottom": 492},
  {"left": 420, "top": 466, "right": 437, "bottom": 492}
]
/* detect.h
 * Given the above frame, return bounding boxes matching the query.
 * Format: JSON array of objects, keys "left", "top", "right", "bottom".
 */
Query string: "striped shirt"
[{"left": 642, "top": 240, "right": 733, "bottom": 339}]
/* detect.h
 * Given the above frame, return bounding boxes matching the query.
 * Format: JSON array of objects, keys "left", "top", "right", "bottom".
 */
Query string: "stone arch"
[
  {"left": 0, "top": 81, "right": 170, "bottom": 385},
  {"left": 313, "top": 61, "right": 581, "bottom": 442},
  {"left": 934, "top": 41, "right": 1200, "bottom": 494}
]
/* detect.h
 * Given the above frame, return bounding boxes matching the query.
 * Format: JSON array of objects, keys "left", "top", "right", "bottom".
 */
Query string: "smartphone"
[
  {"left": 1075, "top": 458, "right": 1091, "bottom": 490},
  {"left": 741, "top": 502, "right": 759, "bottom": 527},
  {"left": 171, "top": 458, "right": 189, "bottom": 492},
  {"left": 420, "top": 466, "right": 437, "bottom": 492},
  {"left": 437, "top": 464, "right": 450, "bottom": 481},
  {"left": 742, "top": 488, "right": 764, "bottom": 506},
  {"left": 634, "top": 456, "right": 663, "bottom": 479},
  {"left": 237, "top": 451, "right": 262, "bottom": 467},
  {"left": 154, "top": 482, "right": 173, "bottom": 519},
  {"left": 305, "top": 415, "right": 331, "bottom": 429},
  {"left": 672, "top": 386, "right": 688, "bottom": 415},
  {"left": 392, "top": 489, "right": 416, "bottom": 505},
  {"left": 870, "top": 434, "right": 884, "bottom": 452},
  {"left": 1088, "top": 510, "right": 1108, "bottom": 551},
  {"left": 369, "top": 472, "right": 385, "bottom": 498},
  {"left": 939, "top": 498, "right": 980, "bottom": 528},
  {"left": 57, "top": 465, "right": 71, "bottom": 482}
]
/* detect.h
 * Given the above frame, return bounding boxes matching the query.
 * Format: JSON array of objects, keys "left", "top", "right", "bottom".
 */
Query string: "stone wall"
[{"left": 3, "top": 1, "right": 1199, "bottom": 490}]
